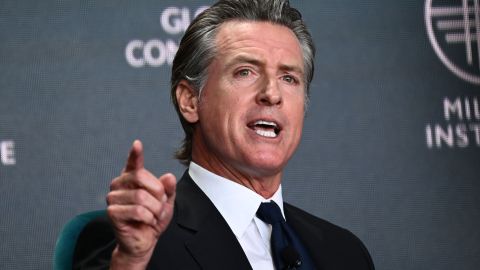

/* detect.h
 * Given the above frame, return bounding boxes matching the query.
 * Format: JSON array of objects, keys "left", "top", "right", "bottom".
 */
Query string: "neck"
[{"left": 191, "top": 155, "right": 282, "bottom": 199}]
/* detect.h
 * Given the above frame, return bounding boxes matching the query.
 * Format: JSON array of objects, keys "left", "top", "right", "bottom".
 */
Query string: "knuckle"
[
  {"left": 133, "top": 205, "right": 147, "bottom": 217},
  {"left": 134, "top": 189, "right": 147, "bottom": 204},
  {"left": 110, "top": 174, "right": 129, "bottom": 190},
  {"left": 129, "top": 172, "right": 144, "bottom": 187},
  {"left": 135, "top": 169, "right": 147, "bottom": 179},
  {"left": 110, "top": 177, "right": 119, "bottom": 191},
  {"left": 106, "top": 205, "right": 118, "bottom": 219},
  {"left": 106, "top": 192, "right": 114, "bottom": 205}
]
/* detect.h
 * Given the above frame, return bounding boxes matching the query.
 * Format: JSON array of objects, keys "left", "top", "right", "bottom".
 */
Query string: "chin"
[{"left": 243, "top": 154, "right": 287, "bottom": 176}]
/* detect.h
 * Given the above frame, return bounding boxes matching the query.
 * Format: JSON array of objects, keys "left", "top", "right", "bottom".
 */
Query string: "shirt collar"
[{"left": 188, "top": 162, "right": 284, "bottom": 239}]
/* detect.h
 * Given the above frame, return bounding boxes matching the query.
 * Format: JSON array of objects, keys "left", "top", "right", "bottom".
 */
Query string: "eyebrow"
[
  {"left": 224, "top": 55, "right": 263, "bottom": 70},
  {"left": 278, "top": 63, "right": 304, "bottom": 76},
  {"left": 224, "top": 54, "right": 304, "bottom": 76}
]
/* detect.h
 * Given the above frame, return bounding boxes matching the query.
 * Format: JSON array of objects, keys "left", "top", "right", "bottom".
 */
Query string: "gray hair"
[{"left": 171, "top": 0, "right": 315, "bottom": 165}]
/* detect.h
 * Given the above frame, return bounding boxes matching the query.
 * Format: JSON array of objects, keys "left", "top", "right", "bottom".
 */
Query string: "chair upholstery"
[{"left": 53, "top": 210, "right": 107, "bottom": 270}]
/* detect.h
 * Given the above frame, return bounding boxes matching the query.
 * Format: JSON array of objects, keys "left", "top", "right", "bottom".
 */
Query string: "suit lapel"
[
  {"left": 175, "top": 172, "right": 252, "bottom": 270},
  {"left": 284, "top": 203, "right": 325, "bottom": 269}
]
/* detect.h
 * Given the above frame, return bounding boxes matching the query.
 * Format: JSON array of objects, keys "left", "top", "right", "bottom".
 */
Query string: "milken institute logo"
[{"left": 425, "top": 0, "right": 480, "bottom": 85}]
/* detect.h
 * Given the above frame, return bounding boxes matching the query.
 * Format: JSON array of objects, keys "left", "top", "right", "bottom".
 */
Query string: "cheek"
[
  {"left": 290, "top": 96, "right": 306, "bottom": 121},
  {"left": 288, "top": 98, "right": 306, "bottom": 139},
  {"left": 292, "top": 118, "right": 304, "bottom": 143},
  {"left": 198, "top": 101, "right": 234, "bottom": 140}
]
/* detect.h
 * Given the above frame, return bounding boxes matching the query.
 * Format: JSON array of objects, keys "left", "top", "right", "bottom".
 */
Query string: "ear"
[{"left": 176, "top": 80, "right": 199, "bottom": 123}]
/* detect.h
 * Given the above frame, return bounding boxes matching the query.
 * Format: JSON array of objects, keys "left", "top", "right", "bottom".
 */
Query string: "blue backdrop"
[{"left": 1, "top": 0, "right": 479, "bottom": 269}]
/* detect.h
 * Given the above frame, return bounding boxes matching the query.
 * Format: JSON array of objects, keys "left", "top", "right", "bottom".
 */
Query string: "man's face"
[{"left": 192, "top": 20, "right": 306, "bottom": 180}]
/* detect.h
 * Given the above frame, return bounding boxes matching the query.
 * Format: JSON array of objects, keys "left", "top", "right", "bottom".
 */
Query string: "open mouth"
[{"left": 247, "top": 120, "right": 281, "bottom": 138}]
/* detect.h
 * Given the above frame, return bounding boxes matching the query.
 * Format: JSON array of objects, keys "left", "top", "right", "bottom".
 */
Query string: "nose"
[{"left": 256, "top": 76, "right": 282, "bottom": 106}]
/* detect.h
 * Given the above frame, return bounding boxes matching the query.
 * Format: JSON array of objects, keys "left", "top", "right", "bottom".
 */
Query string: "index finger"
[{"left": 124, "top": 140, "right": 144, "bottom": 172}]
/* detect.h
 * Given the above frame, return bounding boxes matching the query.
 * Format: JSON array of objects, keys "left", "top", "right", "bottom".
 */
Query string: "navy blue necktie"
[{"left": 256, "top": 201, "right": 316, "bottom": 270}]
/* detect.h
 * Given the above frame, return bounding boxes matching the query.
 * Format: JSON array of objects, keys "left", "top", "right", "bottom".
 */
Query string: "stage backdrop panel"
[{"left": 0, "top": 0, "right": 479, "bottom": 269}]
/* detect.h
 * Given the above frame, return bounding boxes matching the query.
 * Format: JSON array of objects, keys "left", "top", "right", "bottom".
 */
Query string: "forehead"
[{"left": 214, "top": 20, "right": 304, "bottom": 68}]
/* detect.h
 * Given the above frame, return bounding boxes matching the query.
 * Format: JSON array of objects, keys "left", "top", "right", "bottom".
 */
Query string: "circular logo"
[{"left": 425, "top": 0, "right": 480, "bottom": 85}]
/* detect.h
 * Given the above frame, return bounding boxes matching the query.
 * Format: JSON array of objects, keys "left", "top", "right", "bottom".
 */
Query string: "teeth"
[
  {"left": 255, "top": 120, "right": 277, "bottom": 127},
  {"left": 255, "top": 129, "right": 277, "bottom": 138},
  {"left": 250, "top": 120, "right": 279, "bottom": 138}
]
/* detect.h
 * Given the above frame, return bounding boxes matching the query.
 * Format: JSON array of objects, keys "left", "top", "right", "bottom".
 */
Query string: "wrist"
[{"left": 110, "top": 246, "right": 152, "bottom": 270}]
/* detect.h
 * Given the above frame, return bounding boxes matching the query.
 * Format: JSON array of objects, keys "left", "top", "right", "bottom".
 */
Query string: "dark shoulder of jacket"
[{"left": 284, "top": 202, "right": 375, "bottom": 270}]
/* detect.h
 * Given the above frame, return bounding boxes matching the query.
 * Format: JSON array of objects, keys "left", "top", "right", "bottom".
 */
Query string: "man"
[{"left": 73, "top": 0, "right": 375, "bottom": 269}]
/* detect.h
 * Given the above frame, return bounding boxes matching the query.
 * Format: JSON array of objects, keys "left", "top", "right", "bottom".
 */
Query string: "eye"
[
  {"left": 231, "top": 67, "right": 258, "bottom": 86},
  {"left": 236, "top": 69, "right": 252, "bottom": 78},
  {"left": 282, "top": 74, "right": 298, "bottom": 84}
]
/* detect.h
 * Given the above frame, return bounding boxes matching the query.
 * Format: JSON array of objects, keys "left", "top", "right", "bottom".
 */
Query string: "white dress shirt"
[{"left": 189, "top": 162, "right": 285, "bottom": 270}]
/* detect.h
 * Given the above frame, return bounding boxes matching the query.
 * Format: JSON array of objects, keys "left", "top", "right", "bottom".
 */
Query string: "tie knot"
[{"left": 256, "top": 201, "right": 285, "bottom": 225}]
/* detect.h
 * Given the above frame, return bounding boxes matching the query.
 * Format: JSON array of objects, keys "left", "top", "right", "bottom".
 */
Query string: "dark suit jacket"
[{"left": 74, "top": 171, "right": 375, "bottom": 270}]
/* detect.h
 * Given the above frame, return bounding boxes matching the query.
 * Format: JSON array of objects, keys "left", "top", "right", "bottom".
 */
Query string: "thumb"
[
  {"left": 159, "top": 173, "right": 177, "bottom": 203},
  {"left": 124, "top": 140, "right": 144, "bottom": 172}
]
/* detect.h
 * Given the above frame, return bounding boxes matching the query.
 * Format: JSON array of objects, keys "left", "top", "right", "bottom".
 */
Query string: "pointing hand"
[{"left": 106, "top": 140, "right": 176, "bottom": 269}]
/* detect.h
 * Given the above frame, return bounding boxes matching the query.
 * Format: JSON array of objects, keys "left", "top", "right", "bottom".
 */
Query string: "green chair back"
[{"left": 53, "top": 210, "right": 106, "bottom": 270}]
